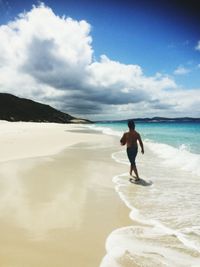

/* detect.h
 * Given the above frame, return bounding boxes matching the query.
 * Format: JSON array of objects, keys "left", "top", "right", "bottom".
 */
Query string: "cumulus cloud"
[
  {"left": 162, "top": 89, "right": 200, "bottom": 117},
  {"left": 0, "top": 3, "right": 198, "bottom": 120},
  {"left": 195, "top": 41, "right": 200, "bottom": 51},
  {"left": 0, "top": 4, "right": 92, "bottom": 88},
  {"left": 174, "top": 66, "right": 190, "bottom": 75}
]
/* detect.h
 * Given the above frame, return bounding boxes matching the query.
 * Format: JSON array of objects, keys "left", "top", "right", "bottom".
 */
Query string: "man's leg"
[
  {"left": 132, "top": 164, "right": 139, "bottom": 180},
  {"left": 129, "top": 164, "right": 132, "bottom": 176}
]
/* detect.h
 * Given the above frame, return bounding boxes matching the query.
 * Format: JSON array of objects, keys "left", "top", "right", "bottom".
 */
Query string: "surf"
[{"left": 85, "top": 122, "right": 200, "bottom": 266}]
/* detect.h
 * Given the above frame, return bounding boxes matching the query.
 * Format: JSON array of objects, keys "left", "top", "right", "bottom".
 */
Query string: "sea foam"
[
  {"left": 145, "top": 141, "right": 200, "bottom": 176},
  {"left": 87, "top": 124, "right": 200, "bottom": 266},
  {"left": 88, "top": 124, "right": 200, "bottom": 177}
]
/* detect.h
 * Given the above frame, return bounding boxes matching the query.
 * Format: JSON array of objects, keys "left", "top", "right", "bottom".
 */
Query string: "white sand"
[
  {"left": 0, "top": 120, "right": 132, "bottom": 267},
  {"left": 0, "top": 121, "right": 103, "bottom": 162}
]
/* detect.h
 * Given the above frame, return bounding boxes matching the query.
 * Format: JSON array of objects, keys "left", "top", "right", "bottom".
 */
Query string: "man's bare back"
[{"left": 121, "top": 130, "right": 141, "bottom": 148}]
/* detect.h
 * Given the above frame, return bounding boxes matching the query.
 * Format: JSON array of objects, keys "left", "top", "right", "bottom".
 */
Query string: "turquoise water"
[
  {"left": 94, "top": 121, "right": 200, "bottom": 266},
  {"left": 96, "top": 121, "right": 200, "bottom": 154},
  {"left": 88, "top": 121, "right": 200, "bottom": 266}
]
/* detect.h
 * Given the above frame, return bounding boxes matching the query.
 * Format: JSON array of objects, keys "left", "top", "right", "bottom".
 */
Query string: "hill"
[{"left": 0, "top": 93, "right": 91, "bottom": 123}]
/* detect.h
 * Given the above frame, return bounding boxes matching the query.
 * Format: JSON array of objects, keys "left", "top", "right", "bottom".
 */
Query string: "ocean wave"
[
  {"left": 100, "top": 225, "right": 200, "bottom": 267},
  {"left": 145, "top": 141, "right": 200, "bottom": 176},
  {"left": 100, "top": 170, "right": 200, "bottom": 267},
  {"left": 87, "top": 124, "right": 200, "bottom": 177},
  {"left": 112, "top": 172, "right": 200, "bottom": 252},
  {"left": 90, "top": 124, "right": 200, "bottom": 266}
]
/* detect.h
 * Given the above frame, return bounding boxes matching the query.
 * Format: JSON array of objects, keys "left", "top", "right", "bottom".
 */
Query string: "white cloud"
[
  {"left": 174, "top": 66, "right": 190, "bottom": 75},
  {"left": 0, "top": 3, "right": 199, "bottom": 120},
  {"left": 87, "top": 56, "right": 175, "bottom": 92},
  {"left": 161, "top": 89, "right": 200, "bottom": 117},
  {"left": 0, "top": 3, "right": 92, "bottom": 89},
  {"left": 195, "top": 41, "right": 200, "bottom": 51}
]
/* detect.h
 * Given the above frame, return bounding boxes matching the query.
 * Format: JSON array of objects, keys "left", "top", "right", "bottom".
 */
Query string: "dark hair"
[{"left": 128, "top": 120, "right": 135, "bottom": 130}]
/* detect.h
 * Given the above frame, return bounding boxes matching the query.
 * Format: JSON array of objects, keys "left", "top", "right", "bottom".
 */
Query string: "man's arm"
[
  {"left": 138, "top": 134, "right": 144, "bottom": 154},
  {"left": 120, "top": 133, "right": 126, "bottom": 146}
]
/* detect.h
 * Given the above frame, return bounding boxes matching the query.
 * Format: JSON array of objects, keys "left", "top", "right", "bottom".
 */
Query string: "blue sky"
[{"left": 0, "top": 0, "right": 200, "bottom": 119}]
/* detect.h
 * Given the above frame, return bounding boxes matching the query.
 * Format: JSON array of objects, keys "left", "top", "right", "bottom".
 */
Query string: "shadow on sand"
[{"left": 129, "top": 178, "right": 153, "bottom": 186}]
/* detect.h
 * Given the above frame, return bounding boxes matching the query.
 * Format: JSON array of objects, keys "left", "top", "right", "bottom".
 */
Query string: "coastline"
[
  {"left": 1, "top": 121, "right": 200, "bottom": 266},
  {"left": 0, "top": 121, "right": 132, "bottom": 267}
]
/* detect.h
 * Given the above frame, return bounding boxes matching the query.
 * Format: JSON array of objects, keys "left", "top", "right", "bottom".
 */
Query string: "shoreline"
[
  {"left": 0, "top": 121, "right": 132, "bottom": 267},
  {"left": 1, "top": 121, "right": 199, "bottom": 266}
]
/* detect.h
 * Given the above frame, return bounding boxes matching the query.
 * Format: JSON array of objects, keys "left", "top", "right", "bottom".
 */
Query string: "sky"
[{"left": 0, "top": 0, "right": 200, "bottom": 120}]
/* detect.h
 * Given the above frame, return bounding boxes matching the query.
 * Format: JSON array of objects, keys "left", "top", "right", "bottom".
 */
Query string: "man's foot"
[
  {"left": 129, "top": 177, "right": 140, "bottom": 183},
  {"left": 130, "top": 174, "right": 139, "bottom": 179},
  {"left": 135, "top": 177, "right": 140, "bottom": 182}
]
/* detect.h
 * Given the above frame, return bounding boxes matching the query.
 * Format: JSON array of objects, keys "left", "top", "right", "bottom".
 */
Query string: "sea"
[{"left": 88, "top": 121, "right": 200, "bottom": 267}]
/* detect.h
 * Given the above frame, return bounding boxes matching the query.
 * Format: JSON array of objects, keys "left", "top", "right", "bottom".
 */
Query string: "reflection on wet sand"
[
  {"left": 0, "top": 143, "right": 130, "bottom": 267},
  {"left": 0, "top": 156, "right": 89, "bottom": 240}
]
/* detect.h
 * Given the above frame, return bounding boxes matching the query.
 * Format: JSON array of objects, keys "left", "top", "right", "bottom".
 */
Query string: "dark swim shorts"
[{"left": 127, "top": 146, "right": 138, "bottom": 166}]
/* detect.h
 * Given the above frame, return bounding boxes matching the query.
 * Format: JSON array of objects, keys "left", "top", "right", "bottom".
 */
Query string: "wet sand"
[{"left": 0, "top": 122, "right": 131, "bottom": 267}]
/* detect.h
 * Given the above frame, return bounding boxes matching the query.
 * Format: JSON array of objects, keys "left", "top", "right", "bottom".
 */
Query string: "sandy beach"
[
  {"left": 2, "top": 121, "right": 199, "bottom": 267},
  {"left": 0, "top": 121, "right": 131, "bottom": 267}
]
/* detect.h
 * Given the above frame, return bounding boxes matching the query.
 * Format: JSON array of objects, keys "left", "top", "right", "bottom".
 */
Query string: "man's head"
[{"left": 128, "top": 120, "right": 135, "bottom": 130}]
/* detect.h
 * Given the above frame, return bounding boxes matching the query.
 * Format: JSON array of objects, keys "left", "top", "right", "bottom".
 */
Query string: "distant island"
[
  {"left": 0, "top": 93, "right": 92, "bottom": 124},
  {"left": 97, "top": 117, "right": 200, "bottom": 123}
]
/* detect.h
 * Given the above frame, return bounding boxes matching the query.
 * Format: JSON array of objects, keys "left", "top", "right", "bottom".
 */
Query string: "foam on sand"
[
  {"left": 146, "top": 141, "right": 200, "bottom": 176},
  {"left": 94, "top": 124, "right": 200, "bottom": 267},
  {"left": 100, "top": 169, "right": 200, "bottom": 267}
]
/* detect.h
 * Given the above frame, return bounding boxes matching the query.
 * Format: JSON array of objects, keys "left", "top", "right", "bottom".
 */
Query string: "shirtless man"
[{"left": 120, "top": 120, "right": 144, "bottom": 181}]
